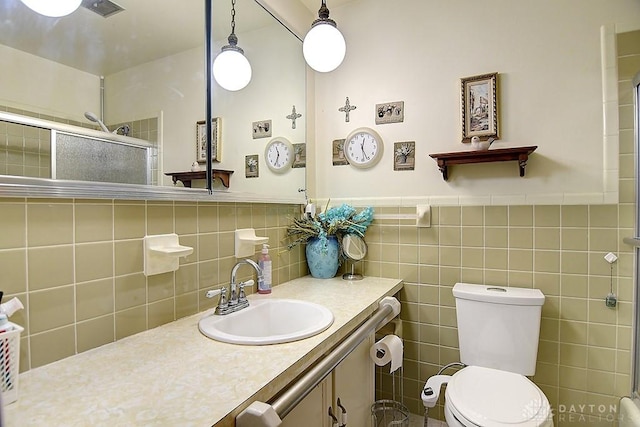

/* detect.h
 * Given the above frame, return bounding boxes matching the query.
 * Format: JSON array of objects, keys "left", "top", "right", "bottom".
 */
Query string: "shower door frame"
[{"left": 632, "top": 71, "right": 640, "bottom": 398}]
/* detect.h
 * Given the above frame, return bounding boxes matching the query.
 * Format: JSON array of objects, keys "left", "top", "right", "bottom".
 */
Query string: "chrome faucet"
[{"left": 205, "top": 259, "right": 264, "bottom": 315}]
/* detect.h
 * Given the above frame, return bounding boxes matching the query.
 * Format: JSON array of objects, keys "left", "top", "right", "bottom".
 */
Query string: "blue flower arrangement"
[{"left": 286, "top": 203, "right": 374, "bottom": 257}]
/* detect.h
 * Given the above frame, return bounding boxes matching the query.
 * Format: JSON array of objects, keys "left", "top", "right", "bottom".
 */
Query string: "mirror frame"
[
  {"left": 342, "top": 234, "right": 368, "bottom": 261},
  {"left": 0, "top": 0, "right": 306, "bottom": 205},
  {"left": 205, "top": 0, "right": 213, "bottom": 195}
]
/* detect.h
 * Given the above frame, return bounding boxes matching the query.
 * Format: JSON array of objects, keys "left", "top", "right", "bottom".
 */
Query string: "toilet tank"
[{"left": 453, "top": 283, "right": 545, "bottom": 376}]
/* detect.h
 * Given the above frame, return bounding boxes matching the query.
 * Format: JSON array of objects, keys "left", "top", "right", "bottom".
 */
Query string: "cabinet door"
[
  {"left": 332, "top": 333, "right": 374, "bottom": 427},
  {"left": 280, "top": 332, "right": 374, "bottom": 427},
  {"left": 280, "top": 375, "right": 332, "bottom": 427}
]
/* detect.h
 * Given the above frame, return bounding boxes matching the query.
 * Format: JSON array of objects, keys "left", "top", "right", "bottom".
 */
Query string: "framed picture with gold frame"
[
  {"left": 461, "top": 73, "right": 498, "bottom": 143},
  {"left": 197, "top": 117, "right": 221, "bottom": 163}
]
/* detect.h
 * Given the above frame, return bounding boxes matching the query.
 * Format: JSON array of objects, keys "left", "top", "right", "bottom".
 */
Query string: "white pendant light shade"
[
  {"left": 20, "top": 0, "right": 82, "bottom": 17},
  {"left": 213, "top": 0, "right": 252, "bottom": 91},
  {"left": 303, "top": 22, "right": 346, "bottom": 73},
  {"left": 303, "top": 1, "right": 346, "bottom": 73},
  {"left": 213, "top": 47, "right": 252, "bottom": 91}
]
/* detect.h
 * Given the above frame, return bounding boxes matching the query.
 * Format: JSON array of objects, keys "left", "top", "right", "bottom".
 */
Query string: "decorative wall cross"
[
  {"left": 286, "top": 105, "right": 302, "bottom": 129},
  {"left": 339, "top": 97, "right": 357, "bottom": 122}
]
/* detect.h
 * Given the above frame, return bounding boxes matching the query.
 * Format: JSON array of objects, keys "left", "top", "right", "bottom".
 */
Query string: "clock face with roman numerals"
[
  {"left": 343, "top": 127, "right": 384, "bottom": 169},
  {"left": 265, "top": 137, "right": 294, "bottom": 173}
]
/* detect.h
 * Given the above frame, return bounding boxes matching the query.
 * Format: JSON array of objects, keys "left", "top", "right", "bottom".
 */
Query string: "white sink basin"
[{"left": 198, "top": 298, "right": 334, "bottom": 345}]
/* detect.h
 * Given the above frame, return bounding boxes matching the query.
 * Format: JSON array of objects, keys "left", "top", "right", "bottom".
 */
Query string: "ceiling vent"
[{"left": 81, "top": 0, "right": 125, "bottom": 18}]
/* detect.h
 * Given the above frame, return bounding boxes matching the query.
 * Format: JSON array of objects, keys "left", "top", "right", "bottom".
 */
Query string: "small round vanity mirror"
[{"left": 342, "top": 234, "right": 368, "bottom": 280}]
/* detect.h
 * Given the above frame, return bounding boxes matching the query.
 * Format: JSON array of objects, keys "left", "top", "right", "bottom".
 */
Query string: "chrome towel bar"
[
  {"left": 236, "top": 296, "right": 401, "bottom": 427},
  {"left": 623, "top": 237, "right": 640, "bottom": 247}
]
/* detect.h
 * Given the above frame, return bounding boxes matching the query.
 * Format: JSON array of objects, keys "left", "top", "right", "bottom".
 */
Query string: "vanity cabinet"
[
  {"left": 332, "top": 332, "right": 375, "bottom": 426},
  {"left": 4, "top": 277, "right": 403, "bottom": 426},
  {"left": 280, "top": 377, "right": 332, "bottom": 427},
  {"left": 281, "top": 332, "right": 375, "bottom": 426}
]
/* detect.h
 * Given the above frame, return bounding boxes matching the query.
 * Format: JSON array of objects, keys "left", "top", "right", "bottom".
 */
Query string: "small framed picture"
[
  {"left": 394, "top": 141, "right": 415, "bottom": 171},
  {"left": 292, "top": 143, "right": 306, "bottom": 168},
  {"left": 196, "top": 117, "right": 221, "bottom": 163},
  {"left": 332, "top": 139, "right": 348, "bottom": 166},
  {"left": 461, "top": 73, "right": 499, "bottom": 143},
  {"left": 252, "top": 119, "right": 272, "bottom": 139},
  {"left": 245, "top": 154, "right": 259, "bottom": 178},
  {"left": 375, "top": 101, "right": 404, "bottom": 124}
]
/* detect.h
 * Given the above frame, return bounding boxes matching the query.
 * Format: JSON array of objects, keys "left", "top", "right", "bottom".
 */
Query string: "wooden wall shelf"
[
  {"left": 429, "top": 146, "right": 537, "bottom": 181},
  {"left": 164, "top": 169, "right": 234, "bottom": 188}
]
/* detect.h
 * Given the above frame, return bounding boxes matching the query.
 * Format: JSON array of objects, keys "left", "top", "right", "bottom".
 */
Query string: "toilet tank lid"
[{"left": 453, "top": 283, "right": 545, "bottom": 306}]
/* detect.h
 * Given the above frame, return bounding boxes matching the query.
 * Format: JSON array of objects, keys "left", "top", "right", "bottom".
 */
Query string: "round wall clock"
[
  {"left": 265, "top": 136, "right": 294, "bottom": 173},
  {"left": 343, "top": 127, "right": 384, "bottom": 169}
]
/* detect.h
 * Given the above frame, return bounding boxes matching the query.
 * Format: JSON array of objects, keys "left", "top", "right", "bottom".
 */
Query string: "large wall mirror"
[{"left": 0, "top": 0, "right": 306, "bottom": 203}]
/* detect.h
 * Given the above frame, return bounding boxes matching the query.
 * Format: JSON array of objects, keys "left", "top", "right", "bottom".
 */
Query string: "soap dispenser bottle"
[{"left": 258, "top": 244, "right": 272, "bottom": 294}]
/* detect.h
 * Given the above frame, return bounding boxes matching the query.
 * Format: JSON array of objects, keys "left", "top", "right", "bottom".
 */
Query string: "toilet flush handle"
[{"left": 421, "top": 375, "right": 451, "bottom": 408}]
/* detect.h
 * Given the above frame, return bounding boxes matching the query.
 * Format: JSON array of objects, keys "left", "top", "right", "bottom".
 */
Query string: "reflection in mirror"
[
  {"left": 341, "top": 234, "right": 368, "bottom": 281},
  {"left": 0, "top": 111, "right": 156, "bottom": 185},
  {"left": 0, "top": 0, "right": 306, "bottom": 202},
  {"left": 210, "top": 0, "right": 306, "bottom": 198}
]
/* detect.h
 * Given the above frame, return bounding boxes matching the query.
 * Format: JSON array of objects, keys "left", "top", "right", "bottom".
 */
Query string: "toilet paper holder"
[
  {"left": 370, "top": 334, "right": 403, "bottom": 373},
  {"left": 371, "top": 333, "right": 408, "bottom": 427},
  {"left": 375, "top": 318, "right": 402, "bottom": 340}
]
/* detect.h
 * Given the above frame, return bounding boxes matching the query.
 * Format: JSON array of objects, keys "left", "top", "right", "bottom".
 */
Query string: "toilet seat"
[{"left": 445, "top": 366, "right": 551, "bottom": 427}]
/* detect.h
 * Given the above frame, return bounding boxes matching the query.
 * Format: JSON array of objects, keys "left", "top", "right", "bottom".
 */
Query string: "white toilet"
[{"left": 421, "top": 283, "right": 553, "bottom": 427}]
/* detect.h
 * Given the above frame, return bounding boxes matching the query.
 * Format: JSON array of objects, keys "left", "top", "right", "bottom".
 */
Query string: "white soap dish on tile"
[
  {"left": 235, "top": 228, "right": 268, "bottom": 258},
  {"left": 143, "top": 233, "right": 194, "bottom": 276}
]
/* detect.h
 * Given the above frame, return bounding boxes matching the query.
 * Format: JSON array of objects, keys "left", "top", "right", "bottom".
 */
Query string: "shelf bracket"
[
  {"left": 518, "top": 154, "right": 529, "bottom": 177},
  {"left": 436, "top": 159, "right": 448, "bottom": 181}
]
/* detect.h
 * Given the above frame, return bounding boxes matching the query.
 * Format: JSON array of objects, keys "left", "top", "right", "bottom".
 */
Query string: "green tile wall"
[{"left": 0, "top": 199, "right": 305, "bottom": 371}]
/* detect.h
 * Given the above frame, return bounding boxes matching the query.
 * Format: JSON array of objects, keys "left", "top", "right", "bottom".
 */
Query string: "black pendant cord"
[
  {"left": 231, "top": 0, "right": 236, "bottom": 34},
  {"left": 227, "top": 0, "right": 238, "bottom": 46}
]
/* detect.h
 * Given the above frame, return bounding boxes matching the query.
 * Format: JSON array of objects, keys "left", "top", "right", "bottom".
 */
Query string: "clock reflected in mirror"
[{"left": 265, "top": 136, "right": 294, "bottom": 173}]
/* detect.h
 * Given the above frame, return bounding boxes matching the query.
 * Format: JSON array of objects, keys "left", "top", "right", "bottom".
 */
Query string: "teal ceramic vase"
[{"left": 305, "top": 236, "right": 340, "bottom": 279}]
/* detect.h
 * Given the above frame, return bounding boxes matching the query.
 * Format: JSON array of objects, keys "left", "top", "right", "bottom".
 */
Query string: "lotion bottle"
[{"left": 257, "top": 244, "right": 272, "bottom": 294}]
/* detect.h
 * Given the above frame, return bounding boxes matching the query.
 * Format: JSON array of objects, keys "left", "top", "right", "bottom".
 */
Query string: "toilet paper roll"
[{"left": 370, "top": 334, "right": 403, "bottom": 373}]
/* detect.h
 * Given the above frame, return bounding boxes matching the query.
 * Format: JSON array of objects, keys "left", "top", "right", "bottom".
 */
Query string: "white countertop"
[{"left": 5, "top": 276, "right": 402, "bottom": 427}]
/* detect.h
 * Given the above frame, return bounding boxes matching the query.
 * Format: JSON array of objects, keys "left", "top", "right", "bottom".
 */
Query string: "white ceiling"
[
  {"left": 0, "top": 0, "right": 355, "bottom": 76},
  {"left": 0, "top": 0, "right": 275, "bottom": 75}
]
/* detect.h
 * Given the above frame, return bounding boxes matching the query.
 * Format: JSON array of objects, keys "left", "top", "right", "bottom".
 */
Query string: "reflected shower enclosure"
[{"left": 0, "top": 111, "right": 154, "bottom": 185}]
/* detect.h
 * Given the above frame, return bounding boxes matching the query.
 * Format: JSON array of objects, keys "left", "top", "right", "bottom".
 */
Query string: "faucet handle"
[
  {"left": 238, "top": 280, "right": 255, "bottom": 302},
  {"left": 205, "top": 287, "right": 228, "bottom": 308},
  {"left": 205, "top": 288, "right": 222, "bottom": 299}
]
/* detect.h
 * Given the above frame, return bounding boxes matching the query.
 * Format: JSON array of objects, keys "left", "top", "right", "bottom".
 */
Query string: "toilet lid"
[{"left": 446, "top": 366, "right": 551, "bottom": 427}]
